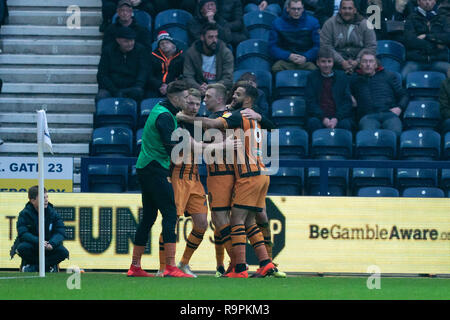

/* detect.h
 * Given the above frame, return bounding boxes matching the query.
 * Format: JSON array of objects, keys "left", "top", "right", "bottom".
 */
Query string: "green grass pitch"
[{"left": 0, "top": 272, "right": 449, "bottom": 300}]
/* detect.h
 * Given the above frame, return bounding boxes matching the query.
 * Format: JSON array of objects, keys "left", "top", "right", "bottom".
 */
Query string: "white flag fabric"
[{"left": 37, "top": 110, "right": 53, "bottom": 154}]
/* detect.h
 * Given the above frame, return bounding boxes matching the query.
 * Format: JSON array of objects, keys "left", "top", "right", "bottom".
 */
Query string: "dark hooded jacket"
[{"left": 404, "top": 5, "right": 450, "bottom": 63}]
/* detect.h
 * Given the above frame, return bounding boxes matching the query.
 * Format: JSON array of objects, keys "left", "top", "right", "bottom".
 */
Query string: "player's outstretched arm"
[{"left": 176, "top": 112, "right": 225, "bottom": 130}]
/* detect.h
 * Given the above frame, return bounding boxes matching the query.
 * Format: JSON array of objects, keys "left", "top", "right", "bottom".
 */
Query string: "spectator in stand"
[
  {"left": 305, "top": 47, "right": 355, "bottom": 133},
  {"left": 320, "top": 0, "right": 377, "bottom": 75},
  {"left": 439, "top": 67, "right": 450, "bottom": 133},
  {"left": 0, "top": 78, "right": 3, "bottom": 145},
  {"left": 102, "top": 0, "right": 152, "bottom": 50},
  {"left": 269, "top": 0, "right": 320, "bottom": 73},
  {"left": 350, "top": 49, "right": 409, "bottom": 136},
  {"left": 183, "top": 23, "right": 234, "bottom": 95},
  {"left": 96, "top": 27, "right": 149, "bottom": 103},
  {"left": 216, "top": 0, "right": 249, "bottom": 48},
  {"left": 227, "top": 72, "right": 270, "bottom": 117},
  {"left": 401, "top": 0, "right": 450, "bottom": 79},
  {"left": 146, "top": 31, "right": 185, "bottom": 98},
  {"left": 186, "top": 0, "right": 232, "bottom": 45}
]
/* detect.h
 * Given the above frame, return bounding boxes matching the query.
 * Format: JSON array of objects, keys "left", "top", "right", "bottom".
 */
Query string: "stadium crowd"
[{"left": 90, "top": 0, "right": 450, "bottom": 194}]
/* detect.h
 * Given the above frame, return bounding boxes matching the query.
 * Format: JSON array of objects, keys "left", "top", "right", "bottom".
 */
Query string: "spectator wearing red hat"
[{"left": 146, "top": 31, "right": 185, "bottom": 98}]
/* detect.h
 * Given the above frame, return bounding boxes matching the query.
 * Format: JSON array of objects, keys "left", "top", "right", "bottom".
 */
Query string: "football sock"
[
  {"left": 180, "top": 227, "right": 205, "bottom": 266},
  {"left": 231, "top": 224, "right": 247, "bottom": 265},
  {"left": 218, "top": 224, "right": 234, "bottom": 266},
  {"left": 214, "top": 228, "right": 224, "bottom": 267},
  {"left": 131, "top": 245, "right": 146, "bottom": 267},
  {"left": 164, "top": 242, "right": 176, "bottom": 267},
  {"left": 246, "top": 224, "right": 270, "bottom": 265},
  {"left": 258, "top": 222, "right": 273, "bottom": 259}
]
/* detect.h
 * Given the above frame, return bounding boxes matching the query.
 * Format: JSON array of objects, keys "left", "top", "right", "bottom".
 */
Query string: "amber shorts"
[
  {"left": 231, "top": 174, "right": 270, "bottom": 212},
  {"left": 207, "top": 174, "right": 235, "bottom": 212},
  {"left": 171, "top": 174, "right": 208, "bottom": 216}
]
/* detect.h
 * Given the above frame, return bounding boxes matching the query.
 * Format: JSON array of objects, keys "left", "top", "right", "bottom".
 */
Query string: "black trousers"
[
  {"left": 135, "top": 162, "right": 178, "bottom": 245},
  {"left": 17, "top": 242, "right": 69, "bottom": 268}
]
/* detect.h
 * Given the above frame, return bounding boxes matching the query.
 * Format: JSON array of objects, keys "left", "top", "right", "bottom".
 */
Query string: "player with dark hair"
[{"left": 128, "top": 80, "right": 194, "bottom": 278}]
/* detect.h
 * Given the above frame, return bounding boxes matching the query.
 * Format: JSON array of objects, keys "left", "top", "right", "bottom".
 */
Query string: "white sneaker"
[{"left": 177, "top": 262, "right": 197, "bottom": 278}]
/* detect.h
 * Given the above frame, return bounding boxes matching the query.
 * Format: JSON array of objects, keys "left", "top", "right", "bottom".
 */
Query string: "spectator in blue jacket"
[
  {"left": 269, "top": 0, "right": 320, "bottom": 73},
  {"left": 13, "top": 186, "right": 69, "bottom": 272}
]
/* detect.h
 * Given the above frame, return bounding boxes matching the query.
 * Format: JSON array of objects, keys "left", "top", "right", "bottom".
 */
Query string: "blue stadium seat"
[
  {"left": 243, "top": 10, "right": 277, "bottom": 41},
  {"left": 357, "top": 186, "right": 399, "bottom": 197},
  {"left": 88, "top": 164, "right": 128, "bottom": 193},
  {"left": 276, "top": 127, "right": 308, "bottom": 159},
  {"left": 112, "top": 9, "right": 152, "bottom": 33},
  {"left": 275, "top": 70, "right": 311, "bottom": 98},
  {"left": 306, "top": 167, "right": 349, "bottom": 196},
  {"left": 406, "top": 71, "right": 446, "bottom": 100},
  {"left": 376, "top": 40, "right": 405, "bottom": 73},
  {"left": 154, "top": 9, "right": 192, "bottom": 34},
  {"left": 403, "top": 100, "right": 441, "bottom": 130},
  {"left": 236, "top": 39, "right": 272, "bottom": 71},
  {"left": 402, "top": 187, "right": 445, "bottom": 198},
  {"left": 271, "top": 97, "right": 306, "bottom": 128},
  {"left": 233, "top": 69, "right": 272, "bottom": 98},
  {"left": 396, "top": 168, "right": 438, "bottom": 190},
  {"left": 91, "top": 126, "right": 134, "bottom": 157},
  {"left": 268, "top": 167, "right": 303, "bottom": 195},
  {"left": 444, "top": 132, "right": 450, "bottom": 160},
  {"left": 95, "top": 98, "right": 137, "bottom": 130},
  {"left": 355, "top": 129, "right": 397, "bottom": 159},
  {"left": 139, "top": 98, "right": 163, "bottom": 128},
  {"left": 135, "top": 128, "right": 143, "bottom": 156},
  {"left": 311, "top": 128, "right": 353, "bottom": 159},
  {"left": 352, "top": 168, "right": 394, "bottom": 194},
  {"left": 399, "top": 129, "right": 441, "bottom": 160}
]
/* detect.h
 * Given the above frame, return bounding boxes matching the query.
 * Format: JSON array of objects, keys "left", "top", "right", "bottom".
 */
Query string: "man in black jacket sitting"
[
  {"left": 350, "top": 49, "right": 409, "bottom": 136},
  {"left": 13, "top": 186, "right": 69, "bottom": 272},
  {"left": 305, "top": 48, "right": 355, "bottom": 133}
]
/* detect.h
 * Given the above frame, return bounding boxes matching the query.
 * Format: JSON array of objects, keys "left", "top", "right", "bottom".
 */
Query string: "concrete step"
[
  {"left": 0, "top": 127, "right": 92, "bottom": 143},
  {"left": 0, "top": 54, "right": 100, "bottom": 66},
  {"left": 0, "top": 25, "right": 102, "bottom": 37},
  {"left": 8, "top": 0, "right": 102, "bottom": 8},
  {"left": 0, "top": 97, "right": 95, "bottom": 113},
  {"left": 0, "top": 68, "right": 98, "bottom": 83},
  {"left": 0, "top": 112, "right": 93, "bottom": 126},
  {"left": 0, "top": 142, "right": 89, "bottom": 156},
  {"left": 1, "top": 39, "right": 102, "bottom": 55},
  {"left": 2, "top": 83, "right": 98, "bottom": 94},
  {"left": 7, "top": 10, "right": 102, "bottom": 26}
]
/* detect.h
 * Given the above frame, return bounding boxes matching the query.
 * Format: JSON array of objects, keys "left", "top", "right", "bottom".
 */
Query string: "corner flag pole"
[{"left": 37, "top": 109, "right": 53, "bottom": 277}]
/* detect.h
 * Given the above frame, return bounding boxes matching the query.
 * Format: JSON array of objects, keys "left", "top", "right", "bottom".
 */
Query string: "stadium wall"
[{"left": 1, "top": 193, "right": 449, "bottom": 275}]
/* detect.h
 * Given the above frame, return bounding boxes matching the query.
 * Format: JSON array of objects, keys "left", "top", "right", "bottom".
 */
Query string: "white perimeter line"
[{"left": 0, "top": 276, "right": 41, "bottom": 280}]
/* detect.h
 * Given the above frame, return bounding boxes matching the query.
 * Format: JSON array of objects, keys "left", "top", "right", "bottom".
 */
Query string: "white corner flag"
[{"left": 37, "top": 110, "right": 52, "bottom": 277}]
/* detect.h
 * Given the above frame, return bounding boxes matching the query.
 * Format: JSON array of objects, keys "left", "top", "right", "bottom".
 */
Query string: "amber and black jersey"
[
  {"left": 206, "top": 110, "right": 235, "bottom": 176},
  {"left": 219, "top": 107, "right": 266, "bottom": 178}
]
